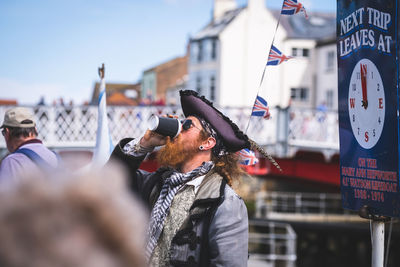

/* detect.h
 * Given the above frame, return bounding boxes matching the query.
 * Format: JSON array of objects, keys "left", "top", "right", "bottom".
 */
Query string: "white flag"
[{"left": 92, "top": 67, "right": 113, "bottom": 166}]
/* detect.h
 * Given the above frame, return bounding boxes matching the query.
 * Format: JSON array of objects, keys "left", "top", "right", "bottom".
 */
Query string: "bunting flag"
[
  {"left": 281, "top": 0, "right": 308, "bottom": 19},
  {"left": 238, "top": 149, "right": 259, "bottom": 166},
  {"left": 267, "top": 45, "right": 293, "bottom": 66},
  {"left": 251, "top": 95, "right": 271, "bottom": 119},
  {"left": 92, "top": 64, "right": 114, "bottom": 166},
  {"left": 245, "top": 0, "right": 311, "bottom": 172}
]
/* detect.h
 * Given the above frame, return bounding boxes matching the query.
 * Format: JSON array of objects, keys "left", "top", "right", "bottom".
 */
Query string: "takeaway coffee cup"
[{"left": 148, "top": 115, "right": 182, "bottom": 138}]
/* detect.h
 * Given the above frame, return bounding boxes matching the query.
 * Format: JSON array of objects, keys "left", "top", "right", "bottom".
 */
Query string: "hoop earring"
[{"left": 199, "top": 145, "right": 204, "bottom": 151}]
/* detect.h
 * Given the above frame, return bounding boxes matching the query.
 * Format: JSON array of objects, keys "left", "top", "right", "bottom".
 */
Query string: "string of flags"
[{"left": 240, "top": 0, "right": 308, "bottom": 166}]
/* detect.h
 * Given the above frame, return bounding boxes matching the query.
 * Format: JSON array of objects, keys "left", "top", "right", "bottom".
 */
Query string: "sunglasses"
[{"left": 181, "top": 119, "right": 202, "bottom": 132}]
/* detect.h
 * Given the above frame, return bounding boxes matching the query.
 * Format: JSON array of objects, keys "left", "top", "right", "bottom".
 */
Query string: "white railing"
[
  {"left": 249, "top": 220, "right": 297, "bottom": 267},
  {"left": 255, "top": 191, "right": 362, "bottom": 223},
  {"left": 0, "top": 105, "right": 339, "bottom": 157},
  {"left": 288, "top": 108, "right": 339, "bottom": 151},
  {"left": 256, "top": 191, "right": 343, "bottom": 215}
]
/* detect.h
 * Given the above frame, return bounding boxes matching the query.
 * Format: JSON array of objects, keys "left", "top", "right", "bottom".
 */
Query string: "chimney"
[
  {"left": 248, "top": 0, "right": 266, "bottom": 11},
  {"left": 213, "top": 0, "right": 237, "bottom": 21}
]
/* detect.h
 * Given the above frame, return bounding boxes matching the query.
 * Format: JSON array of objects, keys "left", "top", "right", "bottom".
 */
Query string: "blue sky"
[{"left": 0, "top": 0, "right": 335, "bottom": 105}]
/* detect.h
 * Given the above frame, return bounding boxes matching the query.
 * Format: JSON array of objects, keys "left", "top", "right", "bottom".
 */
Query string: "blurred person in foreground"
[
  {"left": 0, "top": 107, "right": 59, "bottom": 188},
  {"left": 0, "top": 163, "right": 147, "bottom": 267},
  {"left": 110, "top": 90, "right": 249, "bottom": 266}
]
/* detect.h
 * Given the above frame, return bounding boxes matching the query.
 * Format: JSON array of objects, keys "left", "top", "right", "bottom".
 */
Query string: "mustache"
[{"left": 156, "top": 136, "right": 200, "bottom": 169}]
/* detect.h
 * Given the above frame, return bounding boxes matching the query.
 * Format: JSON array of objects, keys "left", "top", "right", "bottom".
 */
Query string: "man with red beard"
[{"left": 110, "top": 90, "right": 250, "bottom": 267}]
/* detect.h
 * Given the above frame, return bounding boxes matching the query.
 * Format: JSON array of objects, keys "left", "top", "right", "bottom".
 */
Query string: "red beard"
[{"left": 156, "top": 135, "right": 200, "bottom": 170}]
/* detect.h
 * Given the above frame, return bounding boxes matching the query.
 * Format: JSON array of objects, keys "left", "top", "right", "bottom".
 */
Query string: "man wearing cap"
[
  {"left": 110, "top": 90, "right": 249, "bottom": 266},
  {"left": 0, "top": 107, "right": 59, "bottom": 188}
]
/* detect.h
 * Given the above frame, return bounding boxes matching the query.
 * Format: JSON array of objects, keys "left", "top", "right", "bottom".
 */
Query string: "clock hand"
[{"left": 360, "top": 63, "right": 368, "bottom": 109}]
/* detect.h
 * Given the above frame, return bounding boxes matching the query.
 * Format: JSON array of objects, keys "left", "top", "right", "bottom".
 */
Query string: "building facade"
[
  {"left": 141, "top": 55, "right": 188, "bottom": 105},
  {"left": 314, "top": 37, "right": 337, "bottom": 110},
  {"left": 187, "top": 0, "right": 336, "bottom": 109}
]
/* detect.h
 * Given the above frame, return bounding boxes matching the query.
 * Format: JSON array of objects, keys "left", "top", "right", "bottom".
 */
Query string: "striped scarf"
[{"left": 145, "top": 161, "right": 214, "bottom": 259}]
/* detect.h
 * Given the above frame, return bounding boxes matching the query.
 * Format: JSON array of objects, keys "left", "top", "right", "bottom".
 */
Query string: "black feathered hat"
[
  {"left": 180, "top": 90, "right": 250, "bottom": 152},
  {"left": 180, "top": 90, "right": 282, "bottom": 172}
]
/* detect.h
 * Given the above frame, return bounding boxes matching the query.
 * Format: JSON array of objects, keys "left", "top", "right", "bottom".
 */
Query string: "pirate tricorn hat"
[{"left": 180, "top": 90, "right": 282, "bottom": 172}]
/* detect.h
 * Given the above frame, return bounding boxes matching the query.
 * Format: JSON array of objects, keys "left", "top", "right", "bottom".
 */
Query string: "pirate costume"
[{"left": 110, "top": 90, "right": 253, "bottom": 267}]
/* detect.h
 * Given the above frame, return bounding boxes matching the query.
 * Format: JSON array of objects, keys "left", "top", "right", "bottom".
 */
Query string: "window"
[
  {"left": 190, "top": 42, "right": 198, "bottom": 63},
  {"left": 197, "top": 41, "right": 203, "bottom": 62},
  {"left": 290, "top": 87, "right": 309, "bottom": 102},
  {"left": 326, "top": 89, "right": 334, "bottom": 108},
  {"left": 210, "top": 76, "right": 215, "bottom": 101},
  {"left": 196, "top": 77, "right": 202, "bottom": 95},
  {"left": 292, "top": 48, "right": 310, "bottom": 57},
  {"left": 211, "top": 39, "right": 217, "bottom": 60},
  {"left": 326, "top": 51, "right": 335, "bottom": 71}
]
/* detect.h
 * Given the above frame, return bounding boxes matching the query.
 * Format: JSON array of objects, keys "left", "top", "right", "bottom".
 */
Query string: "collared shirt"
[
  {"left": 186, "top": 174, "right": 205, "bottom": 194},
  {"left": 0, "top": 139, "right": 58, "bottom": 190},
  {"left": 15, "top": 138, "right": 43, "bottom": 150}
]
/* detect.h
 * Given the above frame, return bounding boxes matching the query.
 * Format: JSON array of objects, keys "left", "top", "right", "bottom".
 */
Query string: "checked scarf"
[{"left": 145, "top": 161, "right": 214, "bottom": 259}]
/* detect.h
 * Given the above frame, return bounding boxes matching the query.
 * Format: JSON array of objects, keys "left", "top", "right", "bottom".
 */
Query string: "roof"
[
  {"left": 271, "top": 10, "right": 336, "bottom": 40},
  {"left": 191, "top": 7, "right": 245, "bottom": 41},
  {"left": 91, "top": 82, "right": 140, "bottom": 105},
  {"left": 143, "top": 55, "right": 188, "bottom": 74},
  {"left": 190, "top": 6, "right": 335, "bottom": 42},
  {"left": 107, "top": 92, "right": 138, "bottom": 106},
  {"left": 0, "top": 99, "right": 17, "bottom": 105},
  {"left": 315, "top": 35, "right": 336, "bottom": 47}
]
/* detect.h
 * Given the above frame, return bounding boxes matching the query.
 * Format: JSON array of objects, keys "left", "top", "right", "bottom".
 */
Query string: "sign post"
[
  {"left": 372, "top": 222, "right": 384, "bottom": 267},
  {"left": 337, "top": 0, "right": 399, "bottom": 266}
]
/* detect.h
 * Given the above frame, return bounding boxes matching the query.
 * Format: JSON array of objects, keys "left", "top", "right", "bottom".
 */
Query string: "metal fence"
[
  {"left": 254, "top": 191, "right": 362, "bottom": 224},
  {"left": 256, "top": 191, "right": 344, "bottom": 216},
  {"left": 0, "top": 105, "right": 339, "bottom": 158},
  {"left": 249, "top": 220, "right": 297, "bottom": 267}
]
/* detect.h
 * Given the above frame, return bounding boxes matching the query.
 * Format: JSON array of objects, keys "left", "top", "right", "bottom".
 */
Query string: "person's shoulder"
[
  {"left": 214, "top": 183, "right": 248, "bottom": 221},
  {"left": 20, "top": 143, "right": 57, "bottom": 160},
  {"left": 21, "top": 142, "right": 51, "bottom": 152},
  {"left": 2, "top": 152, "right": 27, "bottom": 164},
  {"left": 2, "top": 154, "right": 15, "bottom": 164},
  {"left": 224, "top": 184, "right": 243, "bottom": 201},
  {"left": 0, "top": 154, "right": 26, "bottom": 174}
]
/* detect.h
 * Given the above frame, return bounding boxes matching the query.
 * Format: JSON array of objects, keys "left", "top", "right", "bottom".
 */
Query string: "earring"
[{"left": 199, "top": 145, "right": 204, "bottom": 150}]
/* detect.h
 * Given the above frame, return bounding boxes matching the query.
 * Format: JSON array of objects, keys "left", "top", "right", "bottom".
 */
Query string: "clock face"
[{"left": 348, "top": 58, "right": 385, "bottom": 149}]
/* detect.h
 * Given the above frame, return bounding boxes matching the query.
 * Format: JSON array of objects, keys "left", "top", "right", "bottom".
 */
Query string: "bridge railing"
[
  {"left": 256, "top": 191, "right": 346, "bottom": 216},
  {"left": 287, "top": 108, "right": 339, "bottom": 152},
  {"left": 0, "top": 105, "right": 339, "bottom": 157},
  {"left": 254, "top": 191, "right": 362, "bottom": 223},
  {"left": 249, "top": 220, "right": 297, "bottom": 267}
]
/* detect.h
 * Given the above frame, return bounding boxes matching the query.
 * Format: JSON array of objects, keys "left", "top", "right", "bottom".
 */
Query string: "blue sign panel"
[{"left": 338, "top": 0, "right": 400, "bottom": 217}]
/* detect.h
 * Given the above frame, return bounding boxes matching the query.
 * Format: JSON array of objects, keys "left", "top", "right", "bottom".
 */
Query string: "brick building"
[{"left": 141, "top": 54, "right": 188, "bottom": 104}]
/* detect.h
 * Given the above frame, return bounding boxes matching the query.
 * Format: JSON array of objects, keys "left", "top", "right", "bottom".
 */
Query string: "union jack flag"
[
  {"left": 251, "top": 95, "right": 270, "bottom": 119},
  {"left": 238, "top": 149, "right": 259, "bottom": 166},
  {"left": 267, "top": 45, "right": 293, "bottom": 66},
  {"left": 281, "top": 0, "right": 308, "bottom": 18}
]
